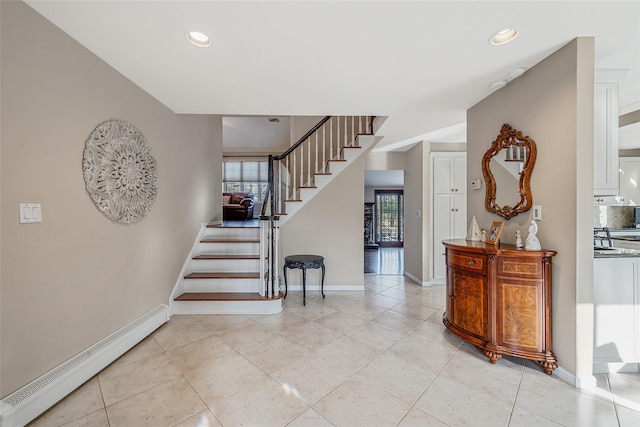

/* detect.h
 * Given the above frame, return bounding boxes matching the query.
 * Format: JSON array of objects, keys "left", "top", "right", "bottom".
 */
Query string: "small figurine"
[
  {"left": 515, "top": 230, "right": 523, "bottom": 248},
  {"left": 480, "top": 229, "right": 487, "bottom": 242},
  {"left": 467, "top": 216, "right": 481, "bottom": 241},
  {"left": 525, "top": 221, "right": 541, "bottom": 250}
]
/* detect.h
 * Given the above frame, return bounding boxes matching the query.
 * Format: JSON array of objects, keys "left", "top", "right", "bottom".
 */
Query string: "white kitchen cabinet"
[
  {"left": 619, "top": 158, "right": 640, "bottom": 205},
  {"left": 431, "top": 153, "right": 467, "bottom": 279},
  {"left": 594, "top": 70, "right": 626, "bottom": 196},
  {"left": 593, "top": 257, "right": 640, "bottom": 373}
]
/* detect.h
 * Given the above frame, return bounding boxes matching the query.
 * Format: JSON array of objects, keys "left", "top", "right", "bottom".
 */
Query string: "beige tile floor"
[{"left": 28, "top": 275, "right": 640, "bottom": 427}]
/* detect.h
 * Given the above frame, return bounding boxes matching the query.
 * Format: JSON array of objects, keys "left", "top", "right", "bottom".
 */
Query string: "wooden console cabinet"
[{"left": 442, "top": 239, "right": 558, "bottom": 374}]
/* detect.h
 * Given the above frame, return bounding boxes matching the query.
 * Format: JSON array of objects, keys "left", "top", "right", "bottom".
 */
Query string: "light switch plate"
[
  {"left": 470, "top": 179, "right": 482, "bottom": 190},
  {"left": 19, "top": 203, "right": 42, "bottom": 223},
  {"left": 533, "top": 205, "right": 542, "bottom": 221}
]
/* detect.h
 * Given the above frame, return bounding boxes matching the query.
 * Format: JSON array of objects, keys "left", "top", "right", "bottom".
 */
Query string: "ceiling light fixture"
[
  {"left": 506, "top": 67, "right": 526, "bottom": 81},
  {"left": 490, "top": 80, "right": 507, "bottom": 91},
  {"left": 489, "top": 28, "right": 519, "bottom": 45},
  {"left": 187, "top": 31, "right": 211, "bottom": 47}
]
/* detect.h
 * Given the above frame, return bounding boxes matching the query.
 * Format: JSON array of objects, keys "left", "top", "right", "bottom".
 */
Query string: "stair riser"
[
  {"left": 196, "top": 242, "right": 259, "bottom": 255},
  {"left": 183, "top": 278, "right": 260, "bottom": 293},
  {"left": 204, "top": 228, "right": 260, "bottom": 240},
  {"left": 172, "top": 299, "right": 282, "bottom": 315},
  {"left": 188, "top": 259, "right": 259, "bottom": 272}
]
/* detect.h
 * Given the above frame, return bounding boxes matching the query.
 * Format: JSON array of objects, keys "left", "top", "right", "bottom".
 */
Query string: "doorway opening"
[{"left": 375, "top": 190, "right": 404, "bottom": 247}]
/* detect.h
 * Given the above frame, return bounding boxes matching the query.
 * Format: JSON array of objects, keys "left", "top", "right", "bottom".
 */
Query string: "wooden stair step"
[
  {"left": 174, "top": 292, "right": 284, "bottom": 301},
  {"left": 200, "top": 238, "right": 259, "bottom": 243},
  {"left": 184, "top": 272, "right": 260, "bottom": 279},
  {"left": 206, "top": 222, "right": 259, "bottom": 229},
  {"left": 193, "top": 254, "right": 259, "bottom": 260}
]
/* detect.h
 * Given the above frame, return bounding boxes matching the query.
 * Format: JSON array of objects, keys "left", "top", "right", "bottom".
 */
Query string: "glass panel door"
[{"left": 375, "top": 190, "right": 404, "bottom": 247}]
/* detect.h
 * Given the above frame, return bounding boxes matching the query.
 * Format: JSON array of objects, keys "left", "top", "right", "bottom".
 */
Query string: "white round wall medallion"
[{"left": 82, "top": 119, "right": 158, "bottom": 224}]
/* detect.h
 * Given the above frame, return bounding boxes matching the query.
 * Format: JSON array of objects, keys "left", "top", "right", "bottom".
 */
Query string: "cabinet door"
[
  {"left": 433, "top": 156, "right": 454, "bottom": 194},
  {"left": 593, "top": 258, "right": 640, "bottom": 363},
  {"left": 619, "top": 158, "right": 640, "bottom": 205},
  {"left": 448, "top": 268, "right": 487, "bottom": 340},
  {"left": 433, "top": 194, "right": 453, "bottom": 278},
  {"left": 433, "top": 154, "right": 466, "bottom": 194},
  {"left": 594, "top": 82, "right": 619, "bottom": 196},
  {"left": 495, "top": 278, "right": 544, "bottom": 353},
  {"left": 453, "top": 193, "right": 467, "bottom": 239},
  {"left": 453, "top": 155, "right": 467, "bottom": 193}
]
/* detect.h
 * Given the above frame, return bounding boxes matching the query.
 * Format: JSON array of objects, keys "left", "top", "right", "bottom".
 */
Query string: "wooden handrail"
[{"left": 274, "top": 116, "right": 331, "bottom": 160}]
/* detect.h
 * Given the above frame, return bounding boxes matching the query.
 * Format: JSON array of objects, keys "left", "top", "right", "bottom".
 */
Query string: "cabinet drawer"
[
  {"left": 497, "top": 256, "right": 542, "bottom": 279},
  {"left": 448, "top": 250, "right": 485, "bottom": 274}
]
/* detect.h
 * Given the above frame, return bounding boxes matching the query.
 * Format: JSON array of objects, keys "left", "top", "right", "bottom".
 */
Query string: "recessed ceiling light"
[
  {"left": 490, "top": 80, "right": 507, "bottom": 91},
  {"left": 187, "top": 31, "right": 211, "bottom": 47},
  {"left": 489, "top": 28, "right": 519, "bottom": 45}
]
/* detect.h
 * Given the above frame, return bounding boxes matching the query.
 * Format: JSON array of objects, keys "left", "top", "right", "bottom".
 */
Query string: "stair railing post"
[{"left": 259, "top": 217, "right": 266, "bottom": 298}]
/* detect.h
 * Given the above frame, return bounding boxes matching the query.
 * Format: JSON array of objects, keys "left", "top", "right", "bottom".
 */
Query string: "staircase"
[
  {"left": 172, "top": 222, "right": 284, "bottom": 314},
  {"left": 170, "top": 116, "right": 378, "bottom": 315}
]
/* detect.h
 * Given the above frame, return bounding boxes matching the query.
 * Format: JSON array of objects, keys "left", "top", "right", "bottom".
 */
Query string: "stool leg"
[
  {"left": 321, "top": 263, "right": 325, "bottom": 299},
  {"left": 283, "top": 265, "right": 288, "bottom": 299},
  {"left": 302, "top": 267, "right": 307, "bottom": 306}
]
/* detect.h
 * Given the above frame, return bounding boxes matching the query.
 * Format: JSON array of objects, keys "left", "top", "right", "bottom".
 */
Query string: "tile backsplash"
[{"left": 593, "top": 206, "right": 635, "bottom": 228}]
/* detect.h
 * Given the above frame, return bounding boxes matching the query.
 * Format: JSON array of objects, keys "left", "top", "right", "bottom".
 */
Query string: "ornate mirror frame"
[{"left": 481, "top": 124, "right": 537, "bottom": 220}]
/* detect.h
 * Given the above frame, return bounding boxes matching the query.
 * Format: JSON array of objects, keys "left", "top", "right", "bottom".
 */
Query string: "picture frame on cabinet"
[{"left": 486, "top": 221, "right": 504, "bottom": 245}]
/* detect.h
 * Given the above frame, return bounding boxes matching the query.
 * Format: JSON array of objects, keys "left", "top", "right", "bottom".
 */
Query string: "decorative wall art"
[{"left": 82, "top": 120, "right": 158, "bottom": 224}]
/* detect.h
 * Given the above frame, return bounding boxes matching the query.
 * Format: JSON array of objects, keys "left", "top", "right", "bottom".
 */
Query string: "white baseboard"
[
  {"left": 552, "top": 366, "right": 597, "bottom": 389},
  {"left": 0, "top": 304, "right": 169, "bottom": 427},
  {"left": 169, "top": 223, "right": 208, "bottom": 312},
  {"left": 403, "top": 271, "right": 432, "bottom": 286}
]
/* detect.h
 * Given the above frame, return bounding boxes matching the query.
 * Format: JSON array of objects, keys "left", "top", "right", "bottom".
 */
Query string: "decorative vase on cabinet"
[{"left": 442, "top": 239, "right": 558, "bottom": 374}]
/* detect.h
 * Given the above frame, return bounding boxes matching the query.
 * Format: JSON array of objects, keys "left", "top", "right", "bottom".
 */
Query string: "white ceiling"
[{"left": 25, "top": 1, "right": 640, "bottom": 151}]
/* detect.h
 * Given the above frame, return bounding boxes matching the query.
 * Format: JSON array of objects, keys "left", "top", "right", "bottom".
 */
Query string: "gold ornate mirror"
[{"left": 481, "top": 124, "right": 536, "bottom": 220}]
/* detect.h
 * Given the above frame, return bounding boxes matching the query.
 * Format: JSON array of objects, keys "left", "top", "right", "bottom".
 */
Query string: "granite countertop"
[
  {"left": 611, "top": 236, "right": 640, "bottom": 241},
  {"left": 594, "top": 247, "right": 640, "bottom": 258}
]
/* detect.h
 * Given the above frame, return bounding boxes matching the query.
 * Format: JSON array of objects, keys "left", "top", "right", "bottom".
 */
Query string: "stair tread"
[
  {"left": 206, "top": 222, "right": 259, "bottom": 229},
  {"left": 185, "top": 272, "right": 260, "bottom": 279},
  {"left": 314, "top": 173, "right": 332, "bottom": 176},
  {"left": 200, "top": 238, "right": 260, "bottom": 243},
  {"left": 175, "top": 292, "right": 284, "bottom": 302},
  {"left": 299, "top": 186, "right": 317, "bottom": 189},
  {"left": 193, "top": 254, "right": 259, "bottom": 260},
  {"left": 284, "top": 199, "right": 302, "bottom": 203}
]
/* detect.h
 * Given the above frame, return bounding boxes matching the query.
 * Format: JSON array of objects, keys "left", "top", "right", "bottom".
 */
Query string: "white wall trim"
[
  {"left": 404, "top": 271, "right": 431, "bottom": 286},
  {"left": 553, "top": 366, "right": 596, "bottom": 389},
  {"left": 0, "top": 304, "right": 169, "bottom": 427},
  {"left": 169, "top": 223, "right": 208, "bottom": 314}
]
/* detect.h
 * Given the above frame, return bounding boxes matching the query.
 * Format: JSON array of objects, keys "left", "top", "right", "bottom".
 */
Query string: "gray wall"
[
  {"left": 403, "top": 143, "right": 428, "bottom": 282},
  {"left": 467, "top": 38, "right": 594, "bottom": 381},
  {"left": 1, "top": 2, "right": 223, "bottom": 396},
  {"left": 281, "top": 156, "right": 365, "bottom": 287}
]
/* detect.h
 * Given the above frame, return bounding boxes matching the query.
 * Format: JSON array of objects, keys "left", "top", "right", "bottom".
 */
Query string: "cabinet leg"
[
  {"left": 484, "top": 349, "right": 502, "bottom": 364},
  {"left": 538, "top": 360, "right": 558, "bottom": 375}
]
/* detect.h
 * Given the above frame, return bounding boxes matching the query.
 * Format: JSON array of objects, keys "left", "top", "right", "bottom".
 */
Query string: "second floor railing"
[{"left": 259, "top": 116, "right": 376, "bottom": 299}]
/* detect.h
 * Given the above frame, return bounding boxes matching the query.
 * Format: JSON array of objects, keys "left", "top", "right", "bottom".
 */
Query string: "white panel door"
[{"left": 433, "top": 194, "right": 453, "bottom": 278}]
